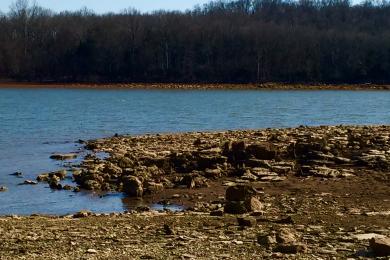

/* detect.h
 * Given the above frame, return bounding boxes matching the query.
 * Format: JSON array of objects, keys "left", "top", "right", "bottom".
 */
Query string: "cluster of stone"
[{"left": 64, "top": 125, "right": 389, "bottom": 196}]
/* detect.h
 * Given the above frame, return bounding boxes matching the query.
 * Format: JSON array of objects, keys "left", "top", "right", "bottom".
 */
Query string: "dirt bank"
[{"left": 1, "top": 82, "right": 390, "bottom": 90}]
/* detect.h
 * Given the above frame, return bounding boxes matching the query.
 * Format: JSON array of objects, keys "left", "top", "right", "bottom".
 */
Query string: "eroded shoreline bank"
[
  {"left": 1, "top": 125, "right": 390, "bottom": 259},
  {"left": 1, "top": 82, "right": 390, "bottom": 90}
]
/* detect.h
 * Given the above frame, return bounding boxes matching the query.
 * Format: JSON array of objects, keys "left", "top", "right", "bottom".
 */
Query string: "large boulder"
[
  {"left": 246, "top": 143, "right": 278, "bottom": 160},
  {"left": 225, "top": 185, "right": 256, "bottom": 201},
  {"left": 224, "top": 185, "right": 262, "bottom": 214},
  {"left": 224, "top": 197, "right": 263, "bottom": 214},
  {"left": 122, "top": 176, "right": 143, "bottom": 197}
]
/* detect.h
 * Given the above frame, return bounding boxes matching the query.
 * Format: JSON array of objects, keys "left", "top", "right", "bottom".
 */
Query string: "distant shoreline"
[{"left": 1, "top": 82, "right": 390, "bottom": 90}]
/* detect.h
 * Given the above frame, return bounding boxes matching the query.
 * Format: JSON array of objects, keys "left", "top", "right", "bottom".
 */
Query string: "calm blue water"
[{"left": 0, "top": 88, "right": 389, "bottom": 215}]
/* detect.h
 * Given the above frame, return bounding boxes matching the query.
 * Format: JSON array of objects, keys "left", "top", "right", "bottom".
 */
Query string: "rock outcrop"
[{"left": 57, "top": 125, "right": 390, "bottom": 197}]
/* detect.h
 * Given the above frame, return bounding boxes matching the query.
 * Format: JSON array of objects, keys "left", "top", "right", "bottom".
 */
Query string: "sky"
[{"left": 0, "top": 0, "right": 213, "bottom": 14}]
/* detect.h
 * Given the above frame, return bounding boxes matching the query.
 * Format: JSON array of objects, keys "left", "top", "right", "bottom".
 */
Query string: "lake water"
[{"left": 0, "top": 88, "right": 389, "bottom": 215}]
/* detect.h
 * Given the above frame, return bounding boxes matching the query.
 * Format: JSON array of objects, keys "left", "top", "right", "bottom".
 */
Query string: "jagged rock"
[
  {"left": 370, "top": 237, "right": 390, "bottom": 256},
  {"left": 122, "top": 176, "right": 143, "bottom": 197}
]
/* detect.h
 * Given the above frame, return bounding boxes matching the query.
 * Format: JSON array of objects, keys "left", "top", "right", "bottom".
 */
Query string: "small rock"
[
  {"left": 237, "top": 216, "right": 257, "bottom": 227},
  {"left": 163, "top": 224, "right": 175, "bottom": 235},
  {"left": 276, "top": 228, "right": 297, "bottom": 244},
  {"left": 73, "top": 210, "right": 92, "bottom": 218},
  {"left": 52, "top": 169, "right": 67, "bottom": 180},
  {"left": 210, "top": 210, "right": 224, "bottom": 216},
  {"left": 370, "top": 237, "right": 390, "bottom": 256},
  {"left": 273, "top": 244, "right": 307, "bottom": 254},
  {"left": 275, "top": 216, "right": 295, "bottom": 224},
  {"left": 36, "top": 173, "right": 50, "bottom": 182},
  {"left": 86, "top": 249, "right": 98, "bottom": 254},
  {"left": 10, "top": 172, "right": 23, "bottom": 176},
  {"left": 63, "top": 185, "right": 73, "bottom": 191},
  {"left": 258, "top": 234, "right": 277, "bottom": 246},
  {"left": 0, "top": 186, "right": 8, "bottom": 192}
]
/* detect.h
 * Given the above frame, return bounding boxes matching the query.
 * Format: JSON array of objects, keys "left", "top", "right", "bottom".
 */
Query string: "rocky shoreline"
[
  {"left": 69, "top": 125, "right": 390, "bottom": 198},
  {"left": 1, "top": 125, "right": 390, "bottom": 259},
  {"left": 1, "top": 82, "right": 390, "bottom": 90}
]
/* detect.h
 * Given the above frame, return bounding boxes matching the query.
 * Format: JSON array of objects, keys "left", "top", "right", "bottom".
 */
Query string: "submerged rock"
[
  {"left": 50, "top": 153, "right": 77, "bottom": 160},
  {"left": 19, "top": 180, "right": 38, "bottom": 185},
  {"left": 10, "top": 172, "right": 23, "bottom": 177}
]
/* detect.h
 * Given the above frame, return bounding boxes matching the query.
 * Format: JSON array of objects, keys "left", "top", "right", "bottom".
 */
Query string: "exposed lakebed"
[{"left": 0, "top": 88, "right": 390, "bottom": 215}]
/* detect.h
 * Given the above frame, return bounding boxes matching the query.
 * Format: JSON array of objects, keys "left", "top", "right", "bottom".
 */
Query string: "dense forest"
[{"left": 1, "top": 0, "right": 390, "bottom": 83}]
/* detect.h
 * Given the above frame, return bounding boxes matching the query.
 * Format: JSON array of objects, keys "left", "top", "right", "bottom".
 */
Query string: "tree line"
[{"left": 1, "top": 0, "right": 390, "bottom": 83}]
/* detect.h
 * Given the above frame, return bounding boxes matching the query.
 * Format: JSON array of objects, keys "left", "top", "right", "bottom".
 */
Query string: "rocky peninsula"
[{"left": 1, "top": 125, "right": 390, "bottom": 259}]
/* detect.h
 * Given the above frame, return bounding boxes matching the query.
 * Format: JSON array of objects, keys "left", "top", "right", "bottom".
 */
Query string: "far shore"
[{"left": 1, "top": 82, "right": 390, "bottom": 90}]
